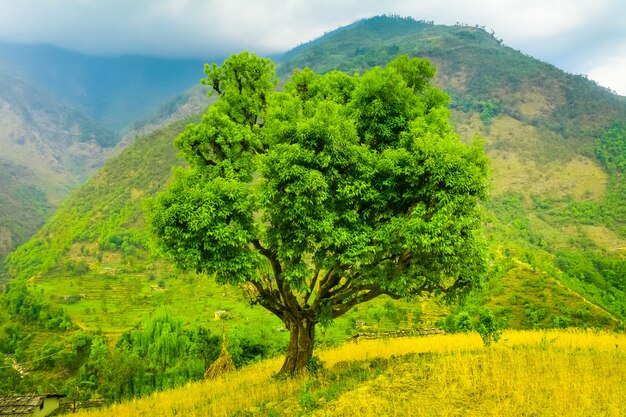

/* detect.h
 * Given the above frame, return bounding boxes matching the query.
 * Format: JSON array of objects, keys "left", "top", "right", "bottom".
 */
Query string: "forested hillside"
[
  {"left": 0, "top": 68, "right": 115, "bottom": 262},
  {"left": 1, "top": 15, "right": 624, "bottom": 400},
  {"left": 278, "top": 16, "right": 626, "bottom": 324}
]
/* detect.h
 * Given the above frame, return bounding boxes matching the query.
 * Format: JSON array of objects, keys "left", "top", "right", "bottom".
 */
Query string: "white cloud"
[
  {"left": 588, "top": 54, "right": 626, "bottom": 96},
  {"left": 0, "top": 0, "right": 625, "bottom": 93}
]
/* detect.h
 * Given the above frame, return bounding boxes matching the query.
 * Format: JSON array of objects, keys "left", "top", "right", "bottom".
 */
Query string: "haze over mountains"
[{"left": 0, "top": 43, "right": 213, "bottom": 260}]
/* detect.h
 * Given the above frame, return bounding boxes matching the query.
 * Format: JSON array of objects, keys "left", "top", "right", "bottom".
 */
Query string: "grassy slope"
[
  {"left": 75, "top": 330, "right": 626, "bottom": 417},
  {"left": 2, "top": 17, "right": 623, "bottom": 352}
]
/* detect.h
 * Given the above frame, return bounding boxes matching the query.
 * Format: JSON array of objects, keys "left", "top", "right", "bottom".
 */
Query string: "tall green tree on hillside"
[{"left": 148, "top": 52, "right": 489, "bottom": 375}]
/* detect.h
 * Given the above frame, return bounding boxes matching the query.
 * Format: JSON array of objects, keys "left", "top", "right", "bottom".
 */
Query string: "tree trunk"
[{"left": 279, "top": 316, "right": 315, "bottom": 375}]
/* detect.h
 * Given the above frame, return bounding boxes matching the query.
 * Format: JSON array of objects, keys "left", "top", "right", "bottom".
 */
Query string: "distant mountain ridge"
[
  {"left": 0, "top": 43, "right": 215, "bottom": 261},
  {"left": 5, "top": 15, "right": 624, "bottom": 325},
  {"left": 0, "top": 68, "right": 114, "bottom": 261},
  {"left": 0, "top": 42, "right": 209, "bottom": 131}
]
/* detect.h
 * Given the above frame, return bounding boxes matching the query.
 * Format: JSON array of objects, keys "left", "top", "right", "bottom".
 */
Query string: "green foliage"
[
  {"left": 554, "top": 250, "right": 625, "bottom": 319},
  {"left": 64, "top": 259, "right": 90, "bottom": 276},
  {"left": 135, "top": 308, "right": 189, "bottom": 372},
  {"left": 149, "top": 52, "right": 488, "bottom": 374},
  {"left": 189, "top": 326, "right": 221, "bottom": 369},
  {"left": 455, "top": 311, "right": 474, "bottom": 332},
  {"left": 368, "top": 307, "right": 385, "bottom": 332},
  {"left": 478, "top": 99, "right": 500, "bottom": 125},
  {"left": 2, "top": 281, "right": 71, "bottom": 330},
  {"left": 524, "top": 303, "right": 548, "bottom": 330},
  {"left": 596, "top": 123, "right": 626, "bottom": 173},
  {"left": 0, "top": 356, "right": 28, "bottom": 394},
  {"left": 476, "top": 308, "right": 504, "bottom": 347},
  {"left": 299, "top": 382, "right": 319, "bottom": 411},
  {"left": 0, "top": 324, "right": 29, "bottom": 354},
  {"left": 306, "top": 355, "right": 325, "bottom": 375}
]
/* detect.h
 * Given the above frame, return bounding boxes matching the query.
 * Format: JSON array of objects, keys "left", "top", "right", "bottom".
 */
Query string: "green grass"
[{"left": 33, "top": 262, "right": 448, "bottom": 347}]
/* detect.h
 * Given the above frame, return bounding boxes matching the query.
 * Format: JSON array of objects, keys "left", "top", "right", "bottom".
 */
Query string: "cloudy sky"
[{"left": 1, "top": 0, "right": 625, "bottom": 95}]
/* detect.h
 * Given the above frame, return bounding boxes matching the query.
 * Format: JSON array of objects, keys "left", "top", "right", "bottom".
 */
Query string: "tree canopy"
[{"left": 148, "top": 51, "right": 489, "bottom": 374}]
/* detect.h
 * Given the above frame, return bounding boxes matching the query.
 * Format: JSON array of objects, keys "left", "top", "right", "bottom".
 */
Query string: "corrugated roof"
[
  {"left": 0, "top": 394, "right": 65, "bottom": 417},
  {"left": 0, "top": 395, "right": 44, "bottom": 416}
]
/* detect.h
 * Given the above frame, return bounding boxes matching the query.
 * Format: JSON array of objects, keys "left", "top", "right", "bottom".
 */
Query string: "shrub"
[{"left": 476, "top": 309, "right": 504, "bottom": 347}]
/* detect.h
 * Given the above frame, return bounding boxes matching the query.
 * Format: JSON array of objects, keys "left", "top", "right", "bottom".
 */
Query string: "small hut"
[{"left": 0, "top": 394, "right": 66, "bottom": 417}]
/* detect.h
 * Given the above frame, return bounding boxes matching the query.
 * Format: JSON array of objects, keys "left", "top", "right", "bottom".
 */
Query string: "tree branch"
[
  {"left": 312, "top": 267, "right": 343, "bottom": 310},
  {"left": 247, "top": 280, "right": 285, "bottom": 319},
  {"left": 252, "top": 239, "right": 282, "bottom": 278},
  {"left": 303, "top": 267, "right": 321, "bottom": 307},
  {"left": 331, "top": 288, "right": 383, "bottom": 318}
]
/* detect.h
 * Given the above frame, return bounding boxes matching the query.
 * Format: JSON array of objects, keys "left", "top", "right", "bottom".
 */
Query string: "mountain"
[
  {"left": 0, "top": 43, "right": 214, "bottom": 261},
  {"left": 278, "top": 15, "right": 626, "bottom": 324},
  {"left": 1, "top": 14, "right": 624, "bottom": 398},
  {"left": 0, "top": 42, "right": 209, "bottom": 132},
  {"left": 5, "top": 14, "right": 625, "bottom": 329},
  {"left": 0, "top": 68, "right": 115, "bottom": 262}
]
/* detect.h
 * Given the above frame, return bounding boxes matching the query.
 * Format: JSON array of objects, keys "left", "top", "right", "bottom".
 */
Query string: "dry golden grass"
[
  {"left": 317, "top": 348, "right": 625, "bottom": 417},
  {"left": 582, "top": 225, "right": 626, "bottom": 252},
  {"left": 488, "top": 151, "right": 607, "bottom": 201},
  {"left": 77, "top": 330, "right": 626, "bottom": 417},
  {"left": 516, "top": 86, "right": 560, "bottom": 120},
  {"left": 77, "top": 358, "right": 299, "bottom": 417}
]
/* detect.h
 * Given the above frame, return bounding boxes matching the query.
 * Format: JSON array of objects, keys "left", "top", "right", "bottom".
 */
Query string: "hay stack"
[{"left": 204, "top": 334, "right": 236, "bottom": 379}]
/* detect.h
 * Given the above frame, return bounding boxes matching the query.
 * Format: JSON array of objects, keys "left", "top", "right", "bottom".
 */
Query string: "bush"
[
  {"left": 476, "top": 309, "right": 504, "bottom": 347},
  {"left": 455, "top": 312, "right": 474, "bottom": 332},
  {"left": 552, "top": 315, "right": 570, "bottom": 329}
]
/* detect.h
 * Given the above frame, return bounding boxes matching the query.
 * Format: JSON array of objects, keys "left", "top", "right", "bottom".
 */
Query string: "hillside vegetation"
[
  {"left": 1, "top": 15, "right": 625, "bottom": 402},
  {"left": 75, "top": 330, "right": 626, "bottom": 417},
  {"left": 0, "top": 43, "right": 214, "bottom": 261},
  {"left": 278, "top": 16, "right": 626, "bottom": 323}
]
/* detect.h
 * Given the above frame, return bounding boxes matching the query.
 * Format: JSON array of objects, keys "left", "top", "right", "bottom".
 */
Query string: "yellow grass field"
[{"left": 77, "top": 330, "right": 626, "bottom": 417}]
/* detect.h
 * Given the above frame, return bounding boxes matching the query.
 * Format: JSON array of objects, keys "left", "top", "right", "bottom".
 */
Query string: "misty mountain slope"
[
  {"left": 3, "top": 116, "right": 192, "bottom": 281},
  {"left": 4, "top": 17, "right": 624, "bottom": 329},
  {"left": 0, "top": 68, "right": 116, "bottom": 261},
  {"left": 0, "top": 43, "right": 215, "bottom": 261},
  {"left": 0, "top": 42, "right": 209, "bottom": 132}
]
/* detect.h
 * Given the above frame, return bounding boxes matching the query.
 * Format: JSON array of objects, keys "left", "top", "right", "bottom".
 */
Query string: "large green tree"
[{"left": 149, "top": 52, "right": 489, "bottom": 374}]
